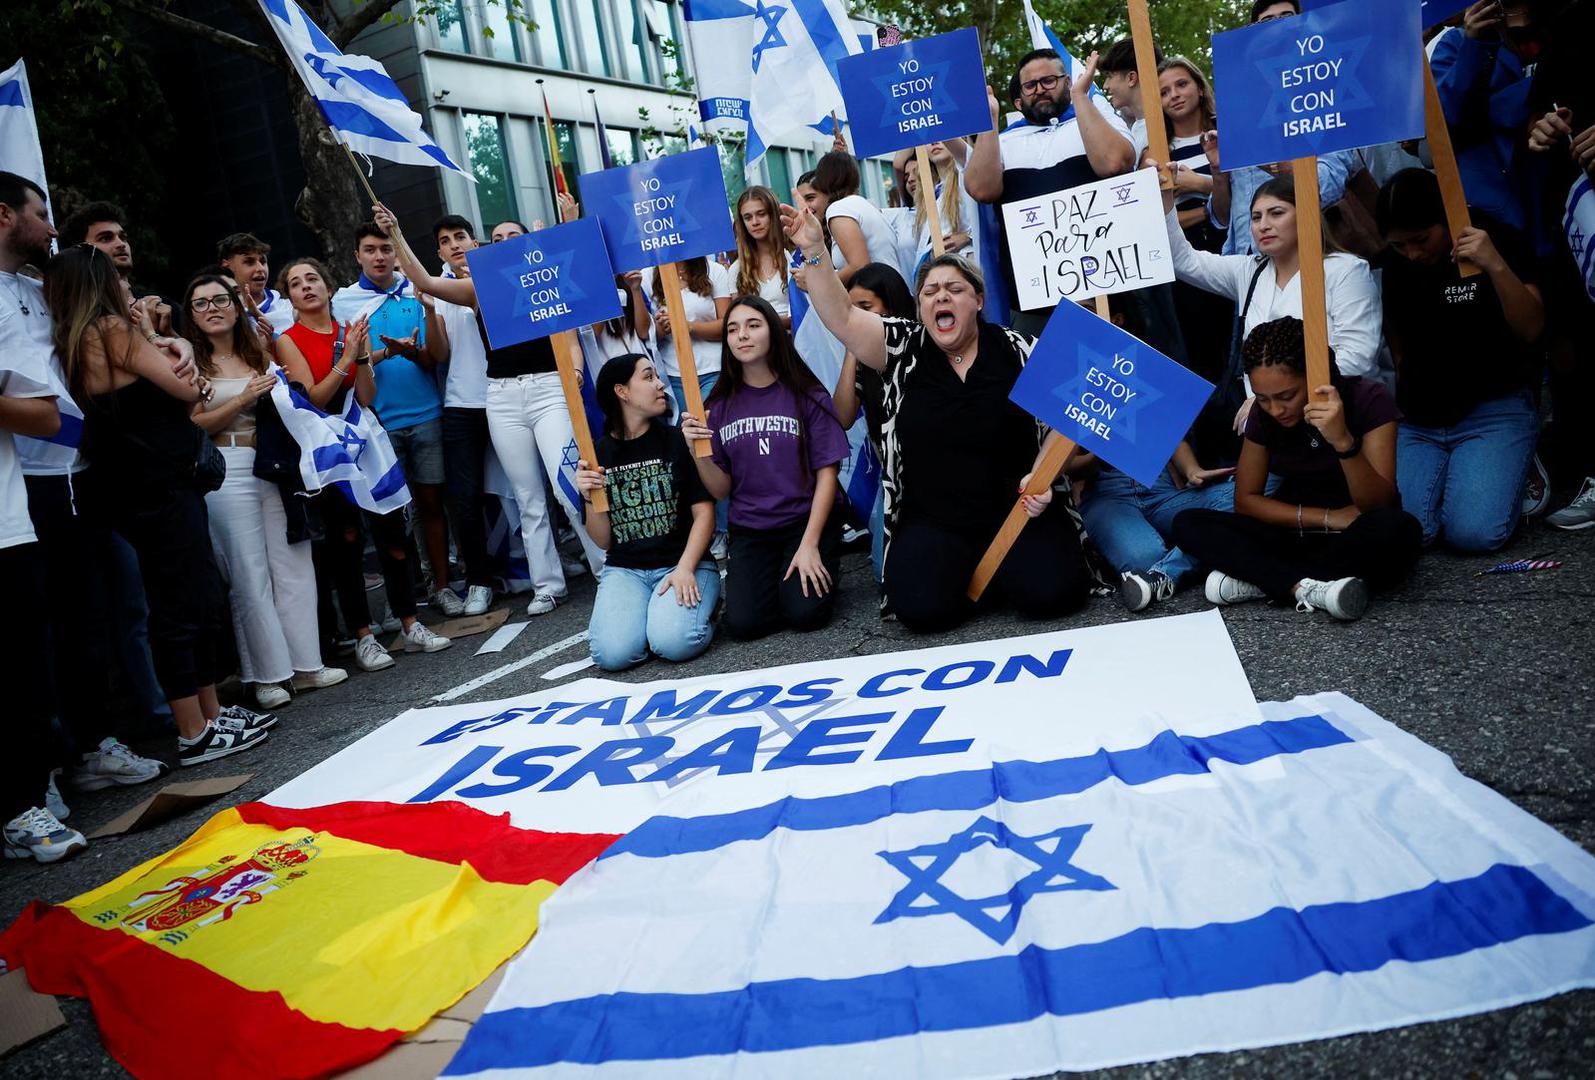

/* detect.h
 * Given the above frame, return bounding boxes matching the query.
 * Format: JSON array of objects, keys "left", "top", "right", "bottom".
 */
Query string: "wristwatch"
[{"left": 1334, "top": 434, "right": 1363, "bottom": 460}]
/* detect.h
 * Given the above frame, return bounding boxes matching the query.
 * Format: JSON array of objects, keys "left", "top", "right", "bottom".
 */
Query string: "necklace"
[
  {"left": 0, "top": 274, "right": 30, "bottom": 316},
  {"left": 951, "top": 354, "right": 966, "bottom": 365}
]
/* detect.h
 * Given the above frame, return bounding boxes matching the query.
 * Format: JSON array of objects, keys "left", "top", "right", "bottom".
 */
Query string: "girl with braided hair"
[{"left": 1172, "top": 317, "right": 1421, "bottom": 621}]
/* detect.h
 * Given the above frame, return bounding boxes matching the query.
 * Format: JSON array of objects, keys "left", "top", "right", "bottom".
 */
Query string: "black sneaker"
[
  {"left": 178, "top": 722, "right": 269, "bottom": 767},
  {"left": 217, "top": 704, "right": 277, "bottom": 732},
  {"left": 1118, "top": 570, "right": 1176, "bottom": 613}
]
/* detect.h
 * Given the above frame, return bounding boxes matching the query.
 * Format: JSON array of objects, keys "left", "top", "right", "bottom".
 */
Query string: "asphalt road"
[{"left": 3, "top": 518, "right": 1592, "bottom": 1078}]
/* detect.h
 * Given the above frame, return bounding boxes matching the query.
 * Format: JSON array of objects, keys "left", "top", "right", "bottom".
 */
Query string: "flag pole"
[{"left": 337, "top": 138, "right": 382, "bottom": 209}]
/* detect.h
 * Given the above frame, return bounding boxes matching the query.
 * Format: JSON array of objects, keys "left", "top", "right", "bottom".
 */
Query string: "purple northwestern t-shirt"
[{"left": 708, "top": 380, "right": 849, "bottom": 531}]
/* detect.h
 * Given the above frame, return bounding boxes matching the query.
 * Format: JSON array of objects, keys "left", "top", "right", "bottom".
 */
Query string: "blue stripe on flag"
[
  {"left": 605, "top": 715, "right": 1350, "bottom": 860},
  {"left": 0, "top": 79, "right": 22, "bottom": 107},
  {"left": 369, "top": 460, "right": 409, "bottom": 503},
  {"left": 444, "top": 863, "right": 1590, "bottom": 1070},
  {"left": 316, "top": 99, "right": 412, "bottom": 143},
  {"left": 790, "top": 0, "right": 850, "bottom": 83}
]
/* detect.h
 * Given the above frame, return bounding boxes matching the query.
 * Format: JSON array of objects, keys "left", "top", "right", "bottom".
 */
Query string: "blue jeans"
[
  {"left": 588, "top": 561, "right": 721, "bottom": 671},
  {"left": 1080, "top": 469, "right": 1236, "bottom": 585},
  {"left": 1399, "top": 390, "right": 1538, "bottom": 553},
  {"left": 670, "top": 372, "right": 728, "bottom": 533}
]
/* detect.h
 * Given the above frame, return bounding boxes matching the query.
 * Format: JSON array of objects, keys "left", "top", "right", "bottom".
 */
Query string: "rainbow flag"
[{"left": 0, "top": 800, "right": 617, "bottom": 1078}]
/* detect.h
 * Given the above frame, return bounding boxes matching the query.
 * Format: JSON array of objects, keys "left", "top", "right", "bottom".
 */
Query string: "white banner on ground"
[
  {"left": 1003, "top": 167, "right": 1174, "bottom": 311},
  {"left": 267, "top": 610, "right": 1259, "bottom": 833},
  {"left": 446, "top": 690, "right": 1595, "bottom": 1078}
]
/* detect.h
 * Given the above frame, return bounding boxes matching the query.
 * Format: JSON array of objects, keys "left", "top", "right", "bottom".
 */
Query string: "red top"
[{"left": 281, "top": 321, "right": 356, "bottom": 389}]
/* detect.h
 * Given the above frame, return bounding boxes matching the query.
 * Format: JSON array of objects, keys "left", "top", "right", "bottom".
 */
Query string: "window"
[
  {"left": 436, "top": 0, "right": 469, "bottom": 52},
  {"left": 463, "top": 113, "right": 518, "bottom": 230},
  {"left": 614, "top": 0, "right": 652, "bottom": 82},
  {"left": 765, "top": 149, "right": 792, "bottom": 204},
  {"left": 574, "top": 0, "right": 612, "bottom": 76},
  {"left": 644, "top": 131, "right": 688, "bottom": 159},
  {"left": 652, "top": 0, "right": 686, "bottom": 84},
  {"left": 479, "top": 0, "right": 522, "bottom": 60},
  {"left": 605, "top": 126, "right": 641, "bottom": 167},
  {"left": 527, "top": 0, "right": 567, "bottom": 66}
]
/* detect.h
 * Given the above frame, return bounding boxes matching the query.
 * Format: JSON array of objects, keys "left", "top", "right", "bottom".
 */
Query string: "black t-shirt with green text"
[{"left": 597, "top": 421, "right": 712, "bottom": 570}]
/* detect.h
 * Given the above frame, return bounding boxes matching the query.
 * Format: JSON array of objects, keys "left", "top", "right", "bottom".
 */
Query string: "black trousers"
[
  {"left": 1173, "top": 507, "right": 1423, "bottom": 604},
  {"left": 0, "top": 543, "right": 57, "bottom": 820},
  {"left": 25, "top": 473, "right": 115, "bottom": 754},
  {"left": 723, "top": 515, "right": 842, "bottom": 640},
  {"left": 110, "top": 486, "right": 225, "bottom": 701},
  {"left": 443, "top": 406, "right": 494, "bottom": 588},
  {"left": 313, "top": 491, "right": 418, "bottom": 642},
  {"left": 884, "top": 506, "right": 1090, "bottom": 634}
]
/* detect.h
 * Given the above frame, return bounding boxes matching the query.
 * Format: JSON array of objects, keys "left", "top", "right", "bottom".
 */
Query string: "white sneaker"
[
  {"left": 291, "top": 666, "right": 348, "bottom": 692},
  {"left": 401, "top": 621, "right": 452, "bottom": 653},
  {"left": 1293, "top": 577, "right": 1369, "bottom": 621},
  {"left": 255, "top": 683, "right": 292, "bottom": 710},
  {"left": 46, "top": 770, "right": 69, "bottom": 820},
  {"left": 526, "top": 592, "right": 559, "bottom": 616},
  {"left": 375, "top": 603, "right": 403, "bottom": 634},
  {"left": 710, "top": 531, "right": 730, "bottom": 561},
  {"left": 354, "top": 634, "right": 395, "bottom": 671},
  {"left": 430, "top": 587, "right": 466, "bottom": 616},
  {"left": 1205, "top": 570, "right": 1267, "bottom": 606},
  {"left": 464, "top": 584, "right": 493, "bottom": 616},
  {"left": 217, "top": 703, "right": 277, "bottom": 732},
  {"left": 178, "top": 721, "right": 269, "bottom": 766},
  {"left": 69, "top": 737, "right": 169, "bottom": 792},
  {"left": 561, "top": 553, "right": 589, "bottom": 579},
  {"left": 4, "top": 806, "right": 87, "bottom": 863}
]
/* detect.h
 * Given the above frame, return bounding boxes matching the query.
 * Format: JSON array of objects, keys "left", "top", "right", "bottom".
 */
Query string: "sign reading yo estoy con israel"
[{"left": 266, "top": 611, "right": 1260, "bottom": 834}]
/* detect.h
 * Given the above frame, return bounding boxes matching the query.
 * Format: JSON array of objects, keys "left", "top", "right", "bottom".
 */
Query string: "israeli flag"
[
  {"left": 447, "top": 692, "right": 1595, "bottom": 1078},
  {"left": 268, "top": 371, "right": 411, "bottom": 514},
  {"left": 1566, "top": 174, "right": 1595, "bottom": 304},
  {"left": 0, "top": 59, "right": 52, "bottom": 229},
  {"left": 683, "top": 0, "right": 753, "bottom": 136},
  {"left": 745, "top": 0, "right": 861, "bottom": 169},
  {"left": 258, "top": 0, "right": 467, "bottom": 174}
]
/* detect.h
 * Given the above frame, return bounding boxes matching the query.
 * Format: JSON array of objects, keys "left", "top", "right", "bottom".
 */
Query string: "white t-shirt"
[
  {"left": 826, "top": 194, "right": 908, "bottom": 281},
  {"left": 0, "top": 270, "right": 80, "bottom": 477},
  {"left": 728, "top": 259, "right": 791, "bottom": 318},
  {"left": 885, "top": 177, "right": 981, "bottom": 282},
  {"left": 641, "top": 261, "right": 732, "bottom": 379},
  {"left": 0, "top": 339, "right": 55, "bottom": 550},
  {"left": 436, "top": 295, "right": 488, "bottom": 409}
]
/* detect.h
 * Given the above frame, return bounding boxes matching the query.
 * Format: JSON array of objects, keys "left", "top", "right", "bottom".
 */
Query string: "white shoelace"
[{"left": 8, "top": 806, "right": 61, "bottom": 833}]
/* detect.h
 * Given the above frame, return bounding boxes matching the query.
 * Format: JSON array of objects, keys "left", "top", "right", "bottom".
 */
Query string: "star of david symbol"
[
  {"left": 1111, "top": 183, "right": 1136, "bottom": 206},
  {"left": 1571, "top": 225, "right": 1586, "bottom": 255},
  {"left": 1020, "top": 205, "right": 1042, "bottom": 228},
  {"left": 1250, "top": 32, "right": 1377, "bottom": 153},
  {"left": 499, "top": 239, "right": 589, "bottom": 324},
  {"left": 336, "top": 425, "right": 367, "bottom": 464},
  {"left": 875, "top": 815, "right": 1113, "bottom": 944},
  {"left": 561, "top": 438, "right": 581, "bottom": 473},
  {"left": 304, "top": 53, "right": 349, "bottom": 91},
  {"left": 1052, "top": 341, "right": 1163, "bottom": 443},
  {"left": 751, "top": 0, "right": 788, "bottom": 74}
]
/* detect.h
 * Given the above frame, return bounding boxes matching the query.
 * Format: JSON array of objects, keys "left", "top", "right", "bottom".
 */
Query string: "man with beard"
[{"left": 965, "top": 48, "right": 1137, "bottom": 336}]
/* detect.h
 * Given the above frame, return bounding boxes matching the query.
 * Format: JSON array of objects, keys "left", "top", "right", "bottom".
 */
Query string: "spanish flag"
[{"left": 0, "top": 800, "right": 618, "bottom": 1078}]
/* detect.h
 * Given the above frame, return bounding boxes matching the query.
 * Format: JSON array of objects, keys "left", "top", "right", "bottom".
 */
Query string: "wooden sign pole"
[
  {"left": 545, "top": 196, "right": 608, "bottom": 510},
  {"left": 914, "top": 145, "right": 947, "bottom": 258},
  {"left": 1421, "top": 56, "right": 1480, "bottom": 278},
  {"left": 659, "top": 261, "right": 712, "bottom": 457},
  {"left": 967, "top": 293, "right": 1113, "bottom": 601},
  {"left": 1290, "top": 156, "right": 1333, "bottom": 396},
  {"left": 1127, "top": 0, "right": 1172, "bottom": 189}
]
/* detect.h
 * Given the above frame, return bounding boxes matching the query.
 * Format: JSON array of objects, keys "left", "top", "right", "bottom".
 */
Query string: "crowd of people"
[{"left": 1, "top": 0, "right": 1590, "bottom": 865}]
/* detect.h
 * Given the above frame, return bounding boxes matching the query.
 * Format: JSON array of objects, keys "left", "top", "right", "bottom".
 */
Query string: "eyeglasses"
[
  {"left": 189, "top": 294, "right": 236, "bottom": 312},
  {"left": 1019, "top": 74, "right": 1064, "bottom": 95}
]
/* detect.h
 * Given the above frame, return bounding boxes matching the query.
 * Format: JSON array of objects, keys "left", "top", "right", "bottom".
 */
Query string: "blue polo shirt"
[{"left": 331, "top": 276, "right": 440, "bottom": 431}]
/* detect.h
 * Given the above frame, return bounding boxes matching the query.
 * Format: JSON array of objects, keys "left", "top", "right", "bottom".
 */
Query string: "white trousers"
[
  {"left": 206, "top": 447, "right": 322, "bottom": 684},
  {"left": 484, "top": 373, "right": 605, "bottom": 597}
]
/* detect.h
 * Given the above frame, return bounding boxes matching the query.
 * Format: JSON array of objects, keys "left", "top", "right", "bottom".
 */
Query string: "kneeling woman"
[
  {"left": 1173, "top": 318, "right": 1422, "bottom": 621},
  {"left": 576, "top": 355, "right": 719, "bottom": 671},
  {"left": 779, "top": 203, "right": 1090, "bottom": 633},
  {"left": 681, "top": 296, "right": 848, "bottom": 639}
]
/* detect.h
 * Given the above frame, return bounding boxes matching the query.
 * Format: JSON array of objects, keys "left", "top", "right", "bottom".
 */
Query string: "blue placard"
[
  {"left": 1010, "top": 300, "right": 1213, "bottom": 487},
  {"left": 465, "top": 217, "right": 622, "bottom": 351},
  {"left": 836, "top": 26, "right": 991, "bottom": 160},
  {"left": 579, "top": 146, "right": 736, "bottom": 273},
  {"left": 1211, "top": 0, "right": 1425, "bottom": 171}
]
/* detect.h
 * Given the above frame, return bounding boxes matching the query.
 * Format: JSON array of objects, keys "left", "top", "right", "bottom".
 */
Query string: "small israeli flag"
[
  {"left": 269, "top": 370, "right": 411, "bottom": 514},
  {"left": 258, "top": 0, "right": 467, "bottom": 174},
  {"left": 0, "top": 59, "right": 51, "bottom": 229},
  {"left": 745, "top": 0, "right": 861, "bottom": 169}
]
